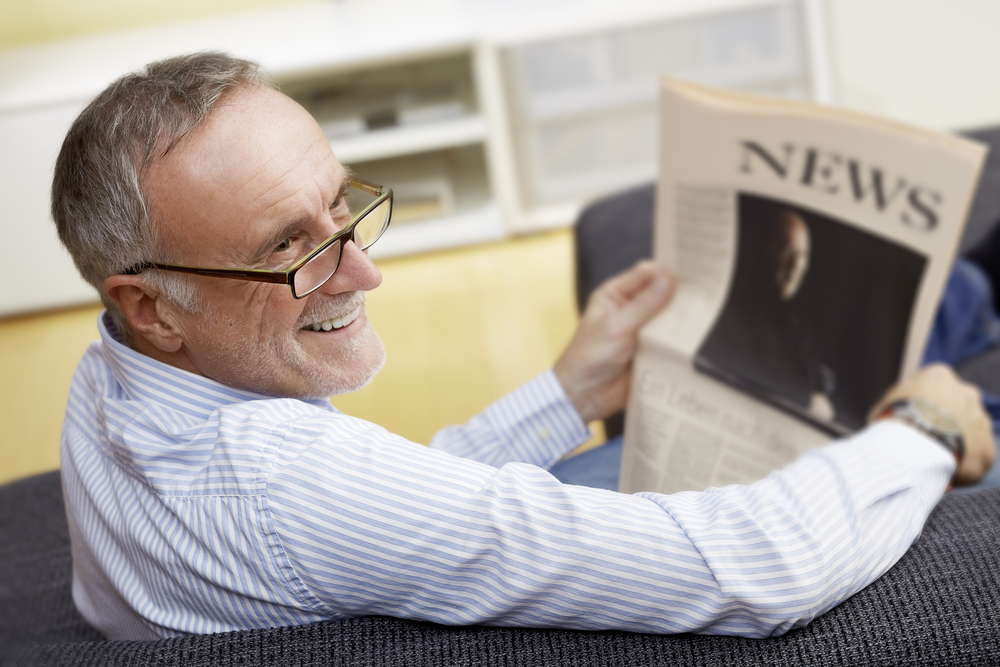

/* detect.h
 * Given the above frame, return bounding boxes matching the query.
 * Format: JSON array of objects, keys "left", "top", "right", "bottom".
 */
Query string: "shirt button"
[{"left": 539, "top": 429, "right": 550, "bottom": 443}]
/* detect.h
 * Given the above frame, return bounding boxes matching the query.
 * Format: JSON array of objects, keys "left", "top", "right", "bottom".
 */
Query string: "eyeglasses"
[{"left": 124, "top": 177, "right": 392, "bottom": 299}]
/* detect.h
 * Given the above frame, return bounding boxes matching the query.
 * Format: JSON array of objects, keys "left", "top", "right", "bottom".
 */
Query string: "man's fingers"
[
  {"left": 587, "top": 261, "right": 674, "bottom": 328},
  {"left": 592, "top": 261, "right": 662, "bottom": 304},
  {"left": 613, "top": 270, "right": 674, "bottom": 332}
]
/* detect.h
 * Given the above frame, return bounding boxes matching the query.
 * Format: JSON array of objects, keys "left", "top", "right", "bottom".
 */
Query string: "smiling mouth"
[{"left": 304, "top": 306, "right": 362, "bottom": 332}]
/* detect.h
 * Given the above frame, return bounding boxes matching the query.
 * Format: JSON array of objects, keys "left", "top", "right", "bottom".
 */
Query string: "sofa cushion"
[{"left": 0, "top": 470, "right": 103, "bottom": 650}]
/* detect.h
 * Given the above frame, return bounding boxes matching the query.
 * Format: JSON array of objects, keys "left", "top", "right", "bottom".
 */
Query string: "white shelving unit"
[{"left": 0, "top": 0, "right": 829, "bottom": 316}]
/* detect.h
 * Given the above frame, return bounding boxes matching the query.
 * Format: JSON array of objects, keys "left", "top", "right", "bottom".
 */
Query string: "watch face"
[
  {"left": 908, "top": 398, "right": 961, "bottom": 436},
  {"left": 892, "top": 398, "right": 965, "bottom": 461}
]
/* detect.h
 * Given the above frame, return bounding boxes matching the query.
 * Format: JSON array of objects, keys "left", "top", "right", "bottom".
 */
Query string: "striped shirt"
[{"left": 61, "top": 312, "right": 955, "bottom": 641}]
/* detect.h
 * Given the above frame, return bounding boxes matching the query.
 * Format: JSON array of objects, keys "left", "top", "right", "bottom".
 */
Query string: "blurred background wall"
[
  {"left": 3, "top": 0, "right": 999, "bottom": 130},
  {"left": 0, "top": 0, "right": 306, "bottom": 49}
]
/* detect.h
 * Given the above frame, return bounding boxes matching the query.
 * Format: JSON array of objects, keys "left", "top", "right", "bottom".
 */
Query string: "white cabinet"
[
  {"left": 0, "top": 0, "right": 828, "bottom": 316},
  {"left": 0, "top": 100, "right": 93, "bottom": 314}
]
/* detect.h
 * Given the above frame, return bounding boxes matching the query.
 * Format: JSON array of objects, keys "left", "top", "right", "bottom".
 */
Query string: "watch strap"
[{"left": 879, "top": 398, "right": 965, "bottom": 465}]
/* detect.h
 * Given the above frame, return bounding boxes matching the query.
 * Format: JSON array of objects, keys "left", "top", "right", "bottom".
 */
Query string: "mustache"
[{"left": 296, "top": 291, "right": 366, "bottom": 328}]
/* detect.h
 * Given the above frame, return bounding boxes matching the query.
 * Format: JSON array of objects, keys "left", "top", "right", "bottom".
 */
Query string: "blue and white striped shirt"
[{"left": 61, "top": 313, "right": 955, "bottom": 641}]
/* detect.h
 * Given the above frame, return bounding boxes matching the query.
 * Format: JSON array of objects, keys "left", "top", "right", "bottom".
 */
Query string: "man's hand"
[
  {"left": 554, "top": 261, "right": 675, "bottom": 424},
  {"left": 869, "top": 364, "right": 995, "bottom": 486}
]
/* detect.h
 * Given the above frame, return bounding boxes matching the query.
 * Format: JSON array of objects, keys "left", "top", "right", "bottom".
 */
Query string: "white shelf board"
[
  {"left": 332, "top": 115, "right": 487, "bottom": 164},
  {"left": 509, "top": 202, "right": 583, "bottom": 234},
  {"left": 369, "top": 202, "right": 505, "bottom": 259}
]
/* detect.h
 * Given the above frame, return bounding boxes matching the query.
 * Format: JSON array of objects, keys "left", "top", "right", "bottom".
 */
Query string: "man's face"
[
  {"left": 776, "top": 212, "right": 810, "bottom": 301},
  {"left": 143, "top": 86, "right": 385, "bottom": 399}
]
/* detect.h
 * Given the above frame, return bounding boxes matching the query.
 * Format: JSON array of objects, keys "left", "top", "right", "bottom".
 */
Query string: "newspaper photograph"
[{"left": 620, "top": 79, "right": 987, "bottom": 495}]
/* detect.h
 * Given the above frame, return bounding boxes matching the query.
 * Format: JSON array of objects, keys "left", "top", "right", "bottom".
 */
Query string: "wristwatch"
[{"left": 880, "top": 398, "right": 965, "bottom": 465}]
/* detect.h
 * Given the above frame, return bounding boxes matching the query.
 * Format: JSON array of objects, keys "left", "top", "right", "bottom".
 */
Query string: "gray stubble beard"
[{"left": 195, "top": 291, "right": 387, "bottom": 400}]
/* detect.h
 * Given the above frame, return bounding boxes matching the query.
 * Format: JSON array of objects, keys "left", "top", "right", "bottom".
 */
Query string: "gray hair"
[{"left": 51, "top": 51, "right": 271, "bottom": 345}]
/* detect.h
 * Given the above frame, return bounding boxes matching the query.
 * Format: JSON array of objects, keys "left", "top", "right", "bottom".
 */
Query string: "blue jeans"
[{"left": 552, "top": 260, "right": 1000, "bottom": 493}]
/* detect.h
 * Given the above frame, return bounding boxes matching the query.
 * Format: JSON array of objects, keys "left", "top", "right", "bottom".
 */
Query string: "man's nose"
[{"left": 318, "top": 238, "right": 382, "bottom": 295}]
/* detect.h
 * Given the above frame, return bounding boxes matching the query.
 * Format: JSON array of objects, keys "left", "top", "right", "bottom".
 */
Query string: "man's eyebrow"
[{"left": 336, "top": 167, "right": 355, "bottom": 203}]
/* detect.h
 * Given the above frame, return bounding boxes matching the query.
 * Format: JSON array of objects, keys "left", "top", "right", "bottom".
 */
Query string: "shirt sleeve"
[
  {"left": 426, "top": 369, "right": 592, "bottom": 469},
  {"left": 266, "top": 416, "right": 954, "bottom": 638}
]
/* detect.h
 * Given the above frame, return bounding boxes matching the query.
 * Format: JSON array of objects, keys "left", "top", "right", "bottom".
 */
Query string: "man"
[{"left": 52, "top": 52, "right": 994, "bottom": 641}]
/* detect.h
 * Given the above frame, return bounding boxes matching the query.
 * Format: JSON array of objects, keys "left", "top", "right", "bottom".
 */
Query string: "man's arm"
[
  {"left": 427, "top": 370, "right": 593, "bottom": 469},
  {"left": 267, "top": 405, "right": 956, "bottom": 637},
  {"left": 869, "top": 363, "right": 995, "bottom": 487}
]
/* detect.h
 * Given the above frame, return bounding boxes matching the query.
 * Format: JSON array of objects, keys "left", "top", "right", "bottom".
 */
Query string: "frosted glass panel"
[{"left": 503, "top": 1, "right": 811, "bottom": 209}]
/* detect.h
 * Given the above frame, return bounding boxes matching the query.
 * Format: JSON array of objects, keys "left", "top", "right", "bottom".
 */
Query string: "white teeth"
[{"left": 308, "top": 306, "right": 361, "bottom": 332}]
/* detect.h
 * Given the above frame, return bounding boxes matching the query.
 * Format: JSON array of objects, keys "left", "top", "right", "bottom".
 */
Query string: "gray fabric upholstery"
[
  {"left": 0, "top": 471, "right": 103, "bottom": 649},
  {"left": 961, "top": 125, "right": 1000, "bottom": 254},
  {"left": 3, "top": 471, "right": 1000, "bottom": 666}
]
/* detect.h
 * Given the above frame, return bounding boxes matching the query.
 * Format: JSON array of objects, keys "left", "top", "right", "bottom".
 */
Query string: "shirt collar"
[{"left": 97, "top": 311, "right": 335, "bottom": 419}]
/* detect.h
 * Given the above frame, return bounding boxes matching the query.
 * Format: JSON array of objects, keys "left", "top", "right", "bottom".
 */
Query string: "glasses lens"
[
  {"left": 293, "top": 239, "right": 342, "bottom": 297},
  {"left": 344, "top": 182, "right": 379, "bottom": 223},
  {"left": 291, "top": 181, "right": 390, "bottom": 298},
  {"left": 353, "top": 197, "right": 392, "bottom": 250}
]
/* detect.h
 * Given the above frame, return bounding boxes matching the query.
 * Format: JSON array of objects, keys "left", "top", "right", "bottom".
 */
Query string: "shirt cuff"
[
  {"left": 822, "top": 419, "right": 956, "bottom": 512},
  {"left": 481, "top": 369, "right": 592, "bottom": 468}
]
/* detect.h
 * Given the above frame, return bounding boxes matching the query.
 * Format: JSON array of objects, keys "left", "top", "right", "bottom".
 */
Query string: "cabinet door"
[
  {"left": 500, "top": 1, "right": 813, "bottom": 229},
  {"left": 1, "top": 100, "right": 95, "bottom": 316}
]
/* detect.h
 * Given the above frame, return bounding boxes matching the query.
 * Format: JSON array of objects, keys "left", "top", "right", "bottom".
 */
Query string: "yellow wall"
[
  {"left": 0, "top": 0, "right": 307, "bottom": 50},
  {"left": 0, "top": 303, "right": 102, "bottom": 481}
]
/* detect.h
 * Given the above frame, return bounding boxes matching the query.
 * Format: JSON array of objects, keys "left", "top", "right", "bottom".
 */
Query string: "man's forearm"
[{"left": 646, "top": 419, "right": 954, "bottom": 636}]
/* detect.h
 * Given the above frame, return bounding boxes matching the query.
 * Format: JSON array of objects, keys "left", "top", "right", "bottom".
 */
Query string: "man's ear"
[{"left": 103, "top": 275, "right": 184, "bottom": 353}]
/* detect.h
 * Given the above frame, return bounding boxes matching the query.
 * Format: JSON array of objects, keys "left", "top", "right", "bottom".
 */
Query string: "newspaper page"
[{"left": 620, "top": 79, "right": 987, "bottom": 495}]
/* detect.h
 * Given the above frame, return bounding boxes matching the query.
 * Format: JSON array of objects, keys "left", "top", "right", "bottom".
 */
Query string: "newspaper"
[{"left": 619, "top": 79, "right": 987, "bottom": 495}]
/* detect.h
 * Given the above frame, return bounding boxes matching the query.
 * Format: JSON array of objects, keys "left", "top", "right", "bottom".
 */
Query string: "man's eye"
[{"left": 274, "top": 238, "right": 292, "bottom": 253}]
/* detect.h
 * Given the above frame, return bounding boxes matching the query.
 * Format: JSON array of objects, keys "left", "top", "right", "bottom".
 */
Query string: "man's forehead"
[
  {"left": 144, "top": 85, "right": 344, "bottom": 261},
  {"left": 152, "top": 85, "right": 341, "bottom": 192},
  {"left": 190, "top": 88, "right": 320, "bottom": 163}
]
